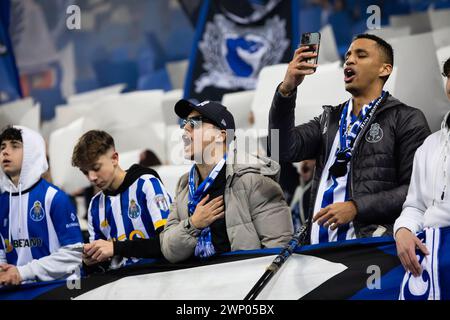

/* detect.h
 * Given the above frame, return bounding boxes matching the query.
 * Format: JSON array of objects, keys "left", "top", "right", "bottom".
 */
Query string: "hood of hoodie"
[
  {"left": 0, "top": 126, "right": 48, "bottom": 193},
  {"left": 103, "top": 164, "right": 163, "bottom": 196}
]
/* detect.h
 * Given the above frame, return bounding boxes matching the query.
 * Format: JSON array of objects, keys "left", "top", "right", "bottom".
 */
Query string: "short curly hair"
[
  {"left": 0, "top": 126, "right": 22, "bottom": 145},
  {"left": 72, "top": 130, "right": 115, "bottom": 169}
]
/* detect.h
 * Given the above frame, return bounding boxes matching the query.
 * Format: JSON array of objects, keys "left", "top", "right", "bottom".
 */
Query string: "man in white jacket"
[
  {"left": 394, "top": 57, "right": 450, "bottom": 277},
  {"left": 0, "top": 126, "right": 83, "bottom": 285}
]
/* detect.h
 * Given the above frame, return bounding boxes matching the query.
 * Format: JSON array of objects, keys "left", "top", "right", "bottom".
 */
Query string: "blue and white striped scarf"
[
  {"left": 315, "top": 91, "right": 387, "bottom": 243},
  {"left": 188, "top": 156, "right": 227, "bottom": 259},
  {"left": 329, "top": 91, "right": 387, "bottom": 178}
]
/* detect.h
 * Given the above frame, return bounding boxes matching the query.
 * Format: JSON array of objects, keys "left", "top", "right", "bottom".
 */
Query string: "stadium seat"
[
  {"left": 49, "top": 118, "right": 92, "bottom": 194},
  {"left": 299, "top": 6, "right": 323, "bottom": 37},
  {"left": 67, "top": 83, "right": 125, "bottom": 104},
  {"left": 221, "top": 90, "right": 255, "bottom": 129},
  {"left": 428, "top": 8, "right": 450, "bottom": 30},
  {"left": 29, "top": 87, "right": 65, "bottom": 121},
  {"left": 390, "top": 11, "right": 432, "bottom": 34},
  {"left": 161, "top": 89, "right": 183, "bottom": 126},
  {"left": 137, "top": 69, "right": 172, "bottom": 91},
  {"left": 367, "top": 26, "right": 412, "bottom": 40},
  {"left": 93, "top": 59, "right": 139, "bottom": 92},
  {"left": 318, "top": 24, "right": 340, "bottom": 64},
  {"left": 166, "top": 60, "right": 189, "bottom": 90},
  {"left": 328, "top": 11, "right": 353, "bottom": 56},
  {"left": 390, "top": 32, "right": 449, "bottom": 132}
]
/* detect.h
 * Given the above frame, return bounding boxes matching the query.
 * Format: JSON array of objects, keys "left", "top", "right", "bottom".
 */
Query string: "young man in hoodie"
[
  {"left": 160, "top": 100, "right": 293, "bottom": 263},
  {"left": 394, "top": 57, "right": 450, "bottom": 278},
  {"left": 269, "top": 34, "right": 430, "bottom": 244},
  {"left": 71, "top": 130, "right": 171, "bottom": 269},
  {"left": 0, "top": 126, "right": 83, "bottom": 285}
]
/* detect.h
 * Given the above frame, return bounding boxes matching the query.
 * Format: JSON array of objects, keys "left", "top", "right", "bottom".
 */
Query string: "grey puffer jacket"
[
  {"left": 269, "top": 87, "right": 431, "bottom": 241},
  {"left": 160, "top": 153, "right": 294, "bottom": 263}
]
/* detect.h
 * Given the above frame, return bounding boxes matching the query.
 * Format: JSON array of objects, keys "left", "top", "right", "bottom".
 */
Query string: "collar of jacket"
[{"left": 321, "top": 92, "right": 400, "bottom": 115}]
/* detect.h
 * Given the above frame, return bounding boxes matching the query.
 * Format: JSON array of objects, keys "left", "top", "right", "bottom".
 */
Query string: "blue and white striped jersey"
[
  {"left": 88, "top": 173, "right": 172, "bottom": 245},
  {"left": 0, "top": 179, "right": 84, "bottom": 266}
]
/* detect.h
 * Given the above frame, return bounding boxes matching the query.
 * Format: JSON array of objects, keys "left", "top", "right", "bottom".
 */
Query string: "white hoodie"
[
  {"left": 0, "top": 126, "right": 82, "bottom": 282},
  {"left": 394, "top": 111, "right": 450, "bottom": 236}
]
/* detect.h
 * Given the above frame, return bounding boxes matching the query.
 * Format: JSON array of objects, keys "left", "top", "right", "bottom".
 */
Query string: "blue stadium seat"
[
  {"left": 435, "top": 0, "right": 450, "bottom": 9},
  {"left": 93, "top": 60, "right": 138, "bottom": 92},
  {"left": 75, "top": 78, "right": 99, "bottom": 94},
  {"left": 299, "top": 6, "right": 323, "bottom": 37},
  {"left": 137, "top": 68, "right": 172, "bottom": 91},
  {"left": 145, "top": 33, "right": 167, "bottom": 70},
  {"left": 137, "top": 46, "right": 157, "bottom": 77},
  {"left": 30, "top": 88, "right": 65, "bottom": 121},
  {"left": 328, "top": 11, "right": 353, "bottom": 56}
]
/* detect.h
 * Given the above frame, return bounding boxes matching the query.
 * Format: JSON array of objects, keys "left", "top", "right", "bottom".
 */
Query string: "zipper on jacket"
[{"left": 348, "top": 94, "right": 391, "bottom": 198}]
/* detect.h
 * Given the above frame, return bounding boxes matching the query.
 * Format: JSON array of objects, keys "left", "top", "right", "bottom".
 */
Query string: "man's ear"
[
  {"left": 380, "top": 63, "right": 393, "bottom": 79},
  {"left": 111, "top": 151, "right": 119, "bottom": 165},
  {"left": 216, "top": 130, "right": 227, "bottom": 143}
]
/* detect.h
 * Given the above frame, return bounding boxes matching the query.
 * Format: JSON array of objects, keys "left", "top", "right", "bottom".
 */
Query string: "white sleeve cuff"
[{"left": 17, "top": 264, "right": 36, "bottom": 282}]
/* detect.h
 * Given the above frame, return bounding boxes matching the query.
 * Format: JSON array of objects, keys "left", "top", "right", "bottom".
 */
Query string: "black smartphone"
[{"left": 300, "top": 32, "right": 321, "bottom": 66}]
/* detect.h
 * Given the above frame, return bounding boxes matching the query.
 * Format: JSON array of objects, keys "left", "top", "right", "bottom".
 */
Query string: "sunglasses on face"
[{"left": 180, "top": 116, "right": 216, "bottom": 129}]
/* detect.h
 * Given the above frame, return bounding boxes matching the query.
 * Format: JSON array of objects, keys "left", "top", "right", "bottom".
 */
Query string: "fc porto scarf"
[
  {"left": 188, "top": 156, "right": 227, "bottom": 259},
  {"left": 329, "top": 91, "right": 387, "bottom": 178}
]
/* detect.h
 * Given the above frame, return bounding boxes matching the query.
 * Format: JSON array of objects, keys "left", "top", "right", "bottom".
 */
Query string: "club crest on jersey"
[
  {"left": 154, "top": 194, "right": 169, "bottom": 212},
  {"left": 128, "top": 199, "right": 142, "bottom": 219},
  {"left": 366, "top": 123, "right": 383, "bottom": 143},
  {"left": 30, "top": 201, "right": 45, "bottom": 222}
]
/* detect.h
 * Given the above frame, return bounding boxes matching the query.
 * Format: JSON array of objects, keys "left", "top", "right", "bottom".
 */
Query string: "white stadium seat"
[
  {"left": 429, "top": 8, "right": 450, "bottom": 31},
  {"left": 48, "top": 118, "right": 91, "bottom": 194},
  {"left": 67, "top": 83, "right": 125, "bottom": 104},
  {"left": 162, "top": 89, "right": 183, "bottom": 126},
  {"left": 221, "top": 90, "right": 255, "bottom": 129},
  {"left": 390, "top": 32, "right": 449, "bottom": 132},
  {"left": 166, "top": 60, "right": 189, "bottom": 90}
]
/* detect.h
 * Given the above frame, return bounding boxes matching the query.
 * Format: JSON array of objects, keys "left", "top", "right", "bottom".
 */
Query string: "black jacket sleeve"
[
  {"left": 113, "top": 227, "right": 164, "bottom": 259},
  {"left": 268, "top": 84, "right": 323, "bottom": 162},
  {"left": 352, "top": 107, "right": 431, "bottom": 225}
]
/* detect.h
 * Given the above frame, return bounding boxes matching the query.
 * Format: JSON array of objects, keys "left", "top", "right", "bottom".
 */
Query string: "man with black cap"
[{"left": 160, "top": 100, "right": 293, "bottom": 263}]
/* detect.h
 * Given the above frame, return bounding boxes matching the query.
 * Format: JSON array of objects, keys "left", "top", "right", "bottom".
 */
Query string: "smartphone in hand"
[{"left": 300, "top": 32, "right": 321, "bottom": 67}]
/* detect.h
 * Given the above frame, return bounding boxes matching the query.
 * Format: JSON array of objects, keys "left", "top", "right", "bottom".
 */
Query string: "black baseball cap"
[{"left": 174, "top": 99, "right": 236, "bottom": 131}]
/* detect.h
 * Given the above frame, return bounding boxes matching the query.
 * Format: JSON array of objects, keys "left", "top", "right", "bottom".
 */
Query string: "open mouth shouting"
[
  {"left": 182, "top": 134, "right": 192, "bottom": 148},
  {"left": 344, "top": 67, "right": 356, "bottom": 83}
]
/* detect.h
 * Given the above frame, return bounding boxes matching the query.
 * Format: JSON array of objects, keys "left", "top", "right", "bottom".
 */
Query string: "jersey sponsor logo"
[
  {"left": 11, "top": 238, "right": 43, "bottom": 248},
  {"left": 154, "top": 194, "right": 169, "bottom": 212},
  {"left": 4, "top": 239, "right": 13, "bottom": 253},
  {"left": 29, "top": 201, "right": 45, "bottom": 222},
  {"left": 128, "top": 199, "right": 142, "bottom": 219},
  {"left": 66, "top": 213, "right": 80, "bottom": 229},
  {"left": 365, "top": 123, "right": 383, "bottom": 143}
]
